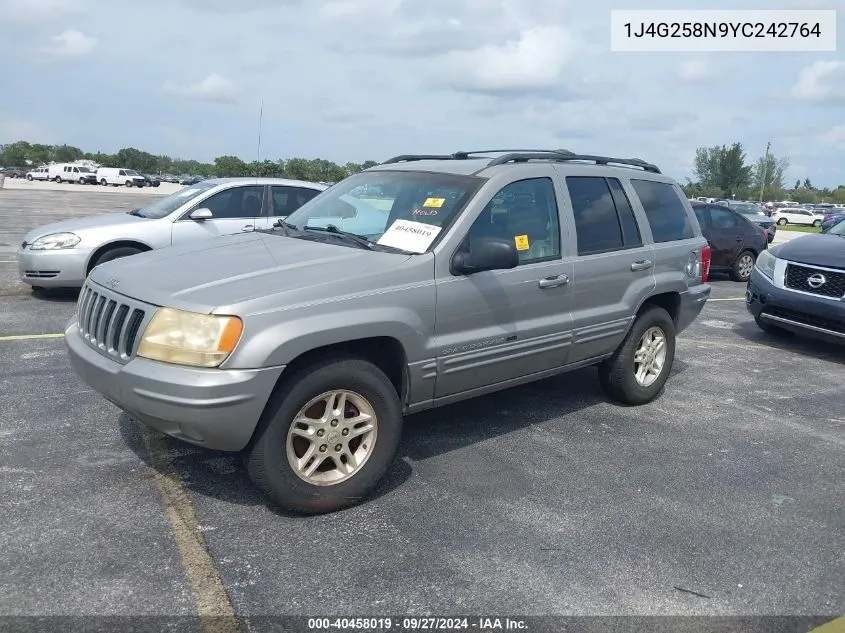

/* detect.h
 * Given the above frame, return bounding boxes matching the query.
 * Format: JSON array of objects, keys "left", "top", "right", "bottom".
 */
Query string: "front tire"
[
  {"left": 90, "top": 246, "right": 143, "bottom": 269},
  {"left": 54, "top": 176, "right": 62, "bottom": 183},
  {"left": 26, "top": 175, "right": 33, "bottom": 181},
  {"left": 125, "top": 180, "right": 133, "bottom": 187},
  {"left": 730, "top": 250, "right": 756, "bottom": 282},
  {"left": 100, "top": 179, "right": 108, "bottom": 186},
  {"left": 598, "top": 305, "right": 676, "bottom": 406},
  {"left": 247, "top": 357, "right": 403, "bottom": 515}
]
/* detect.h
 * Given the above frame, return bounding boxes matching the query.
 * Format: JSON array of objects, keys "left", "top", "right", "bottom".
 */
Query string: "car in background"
[
  {"left": 770, "top": 207, "right": 824, "bottom": 227},
  {"left": 821, "top": 212, "right": 845, "bottom": 232},
  {"left": 141, "top": 174, "right": 161, "bottom": 187},
  {"left": 180, "top": 175, "right": 203, "bottom": 185},
  {"left": 17, "top": 177, "right": 327, "bottom": 291},
  {"left": 724, "top": 201, "right": 777, "bottom": 243},
  {"left": 26, "top": 167, "right": 50, "bottom": 181},
  {"left": 747, "top": 217, "right": 845, "bottom": 345},
  {"left": 691, "top": 201, "right": 768, "bottom": 282},
  {"left": 1, "top": 167, "right": 26, "bottom": 178},
  {"left": 97, "top": 167, "right": 147, "bottom": 187},
  {"left": 50, "top": 163, "right": 97, "bottom": 184}
]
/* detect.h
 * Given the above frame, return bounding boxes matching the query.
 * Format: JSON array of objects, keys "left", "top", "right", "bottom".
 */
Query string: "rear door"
[
  {"left": 707, "top": 206, "right": 743, "bottom": 268},
  {"left": 171, "top": 184, "right": 267, "bottom": 245},
  {"left": 561, "top": 174, "right": 655, "bottom": 363},
  {"left": 264, "top": 185, "right": 322, "bottom": 230}
]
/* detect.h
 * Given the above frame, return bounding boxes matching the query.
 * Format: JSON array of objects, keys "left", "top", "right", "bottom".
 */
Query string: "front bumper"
[
  {"left": 65, "top": 320, "right": 285, "bottom": 451},
  {"left": 746, "top": 268, "right": 845, "bottom": 344},
  {"left": 676, "top": 282, "right": 711, "bottom": 334},
  {"left": 17, "top": 247, "right": 90, "bottom": 288}
]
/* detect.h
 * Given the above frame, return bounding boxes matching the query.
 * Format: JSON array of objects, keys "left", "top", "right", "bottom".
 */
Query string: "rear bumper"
[
  {"left": 746, "top": 268, "right": 845, "bottom": 344},
  {"left": 17, "top": 247, "right": 90, "bottom": 288},
  {"left": 676, "top": 283, "right": 711, "bottom": 334},
  {"left": 65, "top": 320, "right": 285, "bottom": 451}
]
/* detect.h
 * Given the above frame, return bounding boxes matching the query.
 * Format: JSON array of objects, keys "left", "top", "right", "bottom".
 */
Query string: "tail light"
[{"left": 700, "top": 245, "right": 711, "bottom": 283}]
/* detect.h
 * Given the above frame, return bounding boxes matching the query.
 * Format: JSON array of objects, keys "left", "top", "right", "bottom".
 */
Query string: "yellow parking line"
[
  {"left": 140, "top": 428, "right": 242, "bottom": 633},
  {"left": 810, "top": 616, "right": 845, "bottom": 633},
  {"left": 0, "top": 333, "right": 65, "bottom": 341}
]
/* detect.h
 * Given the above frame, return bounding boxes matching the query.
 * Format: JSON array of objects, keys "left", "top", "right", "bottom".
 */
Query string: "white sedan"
[{"left": 770, "top": 207, "right": 824, "bottom": 227}]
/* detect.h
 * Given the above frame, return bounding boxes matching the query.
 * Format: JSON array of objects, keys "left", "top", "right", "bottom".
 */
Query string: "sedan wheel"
[{"left": 777, "top": 218, "right": 788, "bottom": 225}]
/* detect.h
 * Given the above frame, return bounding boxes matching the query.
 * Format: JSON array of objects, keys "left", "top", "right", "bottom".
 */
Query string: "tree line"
[
  {"left": 3, "top": 138, "right": 843, "bottom": 203},
  {"left": 0, "top": 141, "right": 379, "bottom": 183},
  {"left": 682, "top": 142, "right": 845, "bottom": 204}
]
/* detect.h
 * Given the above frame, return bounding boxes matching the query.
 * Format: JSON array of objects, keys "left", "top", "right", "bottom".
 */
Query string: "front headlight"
[
  {"left": 755, "top": 249, "right": 777, "bottom": 279},
  {"left": 29, "top": 232, "right": 81, "bottom": 250},
  {"left": 137, "top": 307, "right": 243, "bottom": 368}
]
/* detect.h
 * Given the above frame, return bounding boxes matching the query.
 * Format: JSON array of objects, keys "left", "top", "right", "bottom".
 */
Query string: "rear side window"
[
  {"left": 693, "top": 206, "right": 707, "bottom": 228},
  {"left": 630, "top": 179, "right": 695, "bottom": 243},
  {"left": 566, "top": 176, "right": 642, "bottom": 255},
  {"left": 710, "top": 208, "right": 738, "bottom": 229}
]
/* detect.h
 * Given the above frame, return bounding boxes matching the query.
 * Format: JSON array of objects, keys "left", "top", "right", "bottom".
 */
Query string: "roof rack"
[
  {"left": 380, "top": 150, "right": 661, "bottom": 173},
  {"left": 485, "top": 152, "right": 661, "bottom": 173}
]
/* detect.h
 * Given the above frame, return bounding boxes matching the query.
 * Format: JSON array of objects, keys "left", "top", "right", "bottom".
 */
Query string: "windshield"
[
  {"left": 78, "top": 167, "right": 92, "bottom": 173},
  {"left": 282, "top": 170, "right": 484, "bottom": 252},
  {"left": 125, "top": 170, "right": 140, "bottom": 176},
  {"left": 830, "top": 219, "right": 845, "bottom": 236},
  {"left": 135, "top": 182, "right": 218, "bottom": 219}
]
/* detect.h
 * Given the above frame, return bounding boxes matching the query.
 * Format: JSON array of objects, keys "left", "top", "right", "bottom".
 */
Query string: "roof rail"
[
  {"left": 381, "top": 149, "right": 576, "bottom": 164},
  {"left": 485, "top": 152, "right": 661, "bottom": 173},
  {"left": 380, "top": 154, "right": 457, "bottom": 164},
  {"left": 381, "top": 150, "right": 661, "bottom": 173}
]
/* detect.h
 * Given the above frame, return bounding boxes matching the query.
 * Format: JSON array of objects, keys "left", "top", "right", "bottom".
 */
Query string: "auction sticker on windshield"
[{"left": 377, "top": 219, "right": 442, "bottom": 253}]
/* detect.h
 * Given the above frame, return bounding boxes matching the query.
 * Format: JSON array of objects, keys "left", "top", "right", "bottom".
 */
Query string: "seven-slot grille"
[
  {"left": 784, "top": 263, "right": 845, "bottom": 299},
  {"left": 77, "top": 283, "right": 148, "bottom": 361}
]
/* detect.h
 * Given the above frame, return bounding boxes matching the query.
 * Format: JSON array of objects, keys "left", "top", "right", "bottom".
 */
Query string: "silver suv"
[{"left": 65, "top": 149, "right": 712, "bottom": 514}]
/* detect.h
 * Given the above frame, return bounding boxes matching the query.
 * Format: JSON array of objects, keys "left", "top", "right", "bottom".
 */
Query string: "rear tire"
[
  {"left": 813, "top": 219, "right": 822, "bottom": 228},
  {"left": 89, "top": 246, "right": 143, "bottom": 270},
  {"left": 247, "top": 357, "right": 403, "bottom": 515},
  {"left": 599, "top": 305, "right": 676, "bottom": 406},
  {"left": 730, "top": 250, "right": 756, "bottom": 282},
  {"left": 54, "top": 176, "right": 62, "bottom": 183},
  {"left": 100, "top": 179, "right": 108, "bottom": 186},
  {"left": 777, "top": 218, "right": 788, "bottom": 225}
]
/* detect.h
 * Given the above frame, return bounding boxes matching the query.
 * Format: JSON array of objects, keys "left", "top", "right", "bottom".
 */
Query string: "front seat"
[{"left": 242, "top": 195, "right": 262, "bottom": 217}]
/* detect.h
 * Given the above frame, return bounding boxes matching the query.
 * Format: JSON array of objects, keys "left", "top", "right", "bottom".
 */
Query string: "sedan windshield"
[
  {"left": 135, "top": 181, "right": 218, "bottom": 219},
  {"left": 830, "top": 219, "right": 845, "bottom": 236},
  {"left": 282, "top": 170, "right": 483, "bottom": 253}
]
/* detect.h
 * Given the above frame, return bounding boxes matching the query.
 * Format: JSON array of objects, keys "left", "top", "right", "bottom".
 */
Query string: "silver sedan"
[{"left": 17, "top": 177, "right": 327, "bottom": 290}]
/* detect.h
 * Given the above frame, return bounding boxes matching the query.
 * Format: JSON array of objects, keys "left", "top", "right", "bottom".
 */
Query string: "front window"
[
  {"left": 133, "top": 181, "right": 219, "bottom": 219},
  {"left": 830, "top": 220, "right": 845, "bottom": 236},
  {"left": 282, "top": 170, "right": 483, "bottom": 252},
  {"left": 78, "top": 167, "right": 92, "bottom": 173}
]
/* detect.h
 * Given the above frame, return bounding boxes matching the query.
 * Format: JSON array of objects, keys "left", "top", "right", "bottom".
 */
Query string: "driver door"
[
  {"left": 433, "top": 175, "right": 574, "bottom": 399},
  {"left": 171, "top": 185, "right": 267, "bottom": 246}
]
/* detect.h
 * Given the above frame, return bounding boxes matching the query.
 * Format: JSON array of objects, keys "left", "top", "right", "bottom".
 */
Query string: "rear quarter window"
[{"left": 630, "top": 179, "right": 696, "bottom": 243}]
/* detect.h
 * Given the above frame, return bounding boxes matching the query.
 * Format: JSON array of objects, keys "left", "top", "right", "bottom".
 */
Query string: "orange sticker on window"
[
  {"left": 514, "top": 234, "right": 529, "bottom": 251},
  {"left": 423, "top": 197, "right": 445, "bottom": 208}
]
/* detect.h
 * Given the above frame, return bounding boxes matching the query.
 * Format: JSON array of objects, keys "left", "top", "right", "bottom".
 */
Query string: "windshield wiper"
[
  {"left": 126, "top": 209, "right": 146, "bottom": 218},
  {"left": 303, "top": 224, "right": 377, "bottom": 250}
]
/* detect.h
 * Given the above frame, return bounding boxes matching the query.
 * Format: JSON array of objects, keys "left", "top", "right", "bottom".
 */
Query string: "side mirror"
[
  {"left": 452, "top": 236, "right": 519, "bottom": 275},
  {"left": 189, "top": 208, "right": 213, "bottom": 221}
]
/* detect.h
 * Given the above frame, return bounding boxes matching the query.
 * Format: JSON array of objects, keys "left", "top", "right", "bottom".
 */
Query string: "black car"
[
  {"left": 1, "top": 167, "right": 26, "bottom": 178},
  {"left": 726, "top": 201, "right": 777, "bottom": 243},
  {"left": 692, "top": 201, "right": 769, "bottom": 282},
  {"left": 747, "top": 219, "right": 845, "bottom": 344},
  {"left": 141, "top": 174, "right": 161, "bottom": 187}
]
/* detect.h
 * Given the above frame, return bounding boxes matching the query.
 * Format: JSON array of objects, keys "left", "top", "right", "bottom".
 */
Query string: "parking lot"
[{"left": 0, "top": 189, "right": 842, "bottom": 627}]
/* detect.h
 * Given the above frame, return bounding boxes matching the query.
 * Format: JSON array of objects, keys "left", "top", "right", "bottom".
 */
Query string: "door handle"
[
  {"left": 241, "top": 225, "right": 254, "bottom": 232},
  {"left": 630, "top": 259, "right": 653, "bottom": 271},
  {"left": 538, "top": 274, "right": 569, "bottom": 289}
]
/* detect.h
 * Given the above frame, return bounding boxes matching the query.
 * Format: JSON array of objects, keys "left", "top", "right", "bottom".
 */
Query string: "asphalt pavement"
[{"left": 0, "top": 189, "right": 842, "bottom": 630}]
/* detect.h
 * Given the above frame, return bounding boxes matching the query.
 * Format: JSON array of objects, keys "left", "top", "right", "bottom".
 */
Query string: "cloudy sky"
[{"left": 1, "top": 0, "right": 843, "bottom": 186}]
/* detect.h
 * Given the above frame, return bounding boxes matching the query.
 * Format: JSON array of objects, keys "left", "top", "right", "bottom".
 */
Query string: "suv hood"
[
  {"left": 773, "top": 234, "right": 845, "bottom": 269},
  {"left": 23, "top": 212, "right": 146, "bottom": 242},
  {"left": 88, "top": 232, "right": 414, "bottom": 314}
]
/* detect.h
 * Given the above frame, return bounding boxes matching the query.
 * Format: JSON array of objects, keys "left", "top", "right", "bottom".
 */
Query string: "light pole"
[{"left": 759, "top": 141, "right": 771, "bottom": 204}]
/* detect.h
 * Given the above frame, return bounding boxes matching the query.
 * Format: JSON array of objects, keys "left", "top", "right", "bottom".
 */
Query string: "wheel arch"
[{"left": 85, "top": 240, "right": 154, "bottom": 274}]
